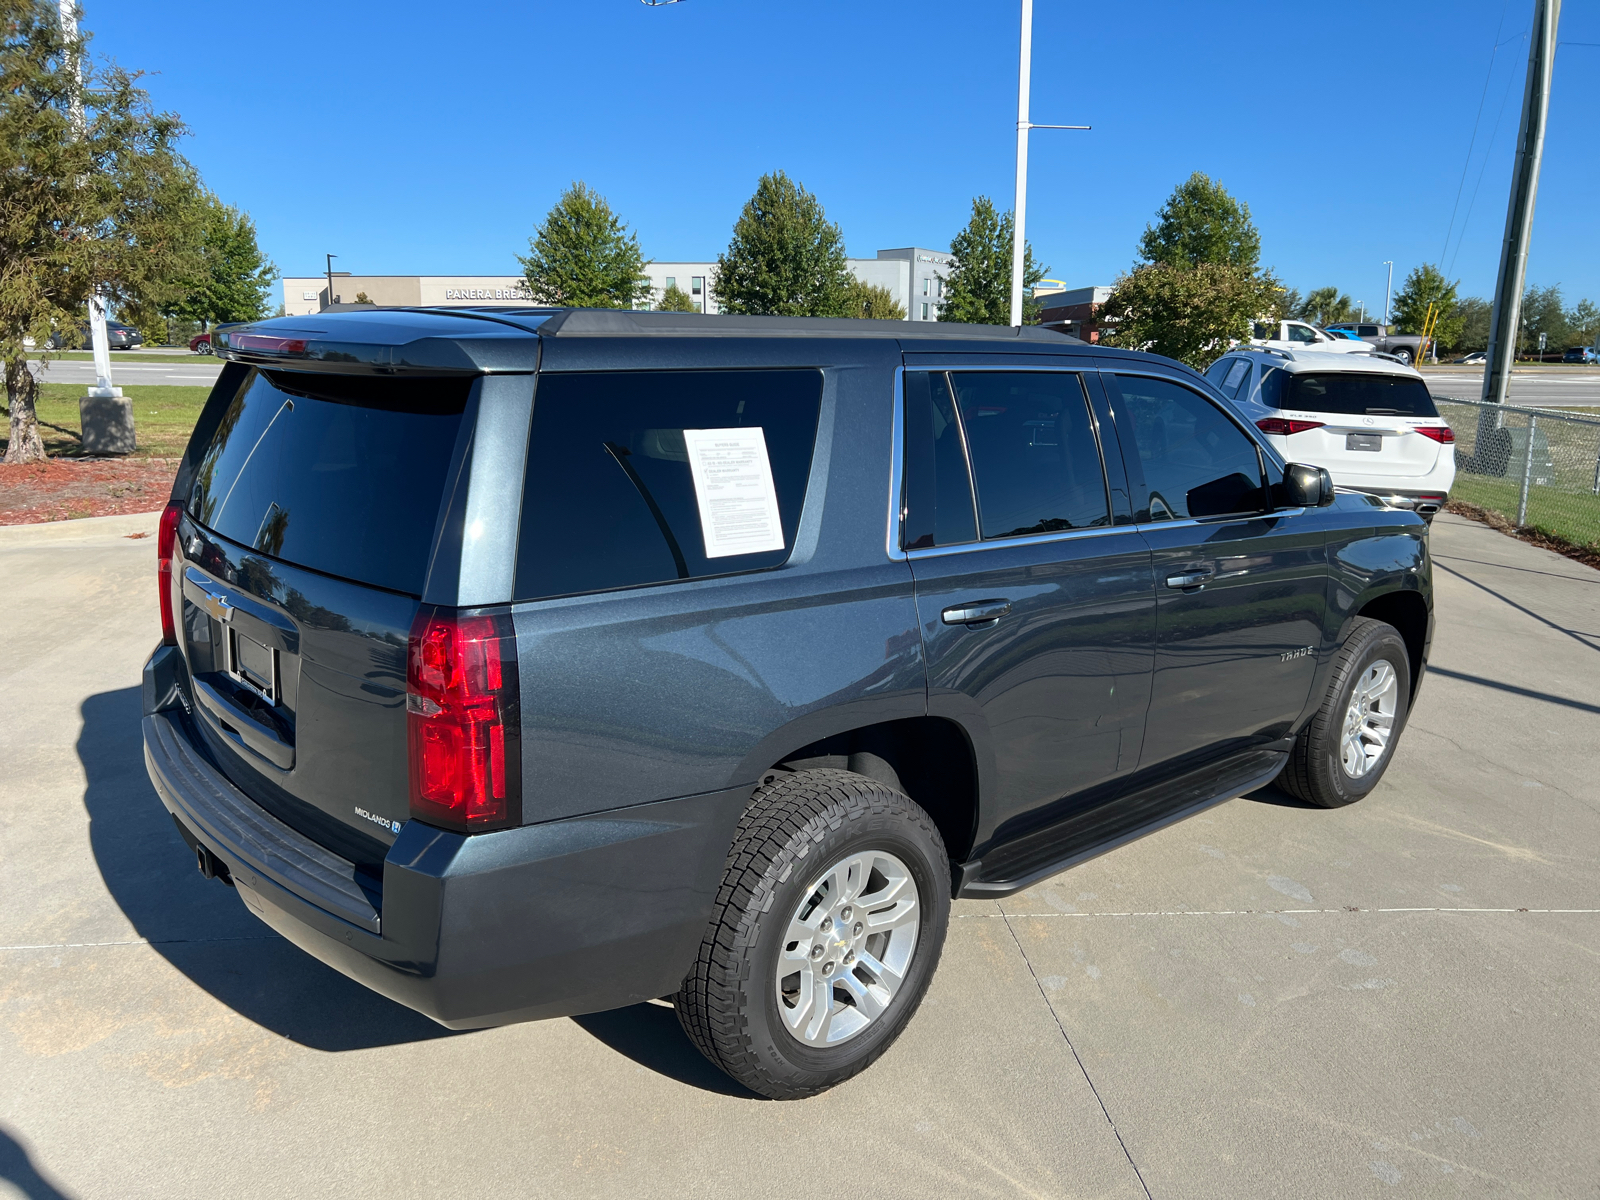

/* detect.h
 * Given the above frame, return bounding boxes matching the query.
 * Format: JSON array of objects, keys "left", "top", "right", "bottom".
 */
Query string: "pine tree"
[
  {"left": 520, "top": 182, "right": 650, "bottom": 309},
  {"left": 713, "top": 172, "right": 854, "bottom": 317},
  {"left": 938, "top": 197, "right": 1045, "bottom": 326},
  {"left": 656, "top": 283, "right": 696, "bottom": 312}
]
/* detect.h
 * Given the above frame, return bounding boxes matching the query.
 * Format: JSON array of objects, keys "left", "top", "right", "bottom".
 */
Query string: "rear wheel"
[
  {"left": 675, "top": 769, "right": 950, "bottom": 1099},
  {"left": 1279, "top": 618, "right": 1411, "bottom": 808},
  {"left": 1390, "top": 347, "right": 1414, "bottom": 365}
]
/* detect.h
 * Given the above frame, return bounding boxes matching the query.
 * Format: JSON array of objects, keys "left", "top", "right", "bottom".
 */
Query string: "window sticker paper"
[{"left": 682, "top": 427, "right": 786, "bottom": 558}]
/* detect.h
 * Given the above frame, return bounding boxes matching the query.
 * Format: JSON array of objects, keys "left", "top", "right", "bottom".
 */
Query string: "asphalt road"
[
  {"left": 1421, "top": 366, "right": 1600, "bottom": 409},
  {"left": 28, "top": 357, "right": 224, "bottom": 388},
  {"left": 1, "top": 512, "right": 1597, "bottom": 1198}
]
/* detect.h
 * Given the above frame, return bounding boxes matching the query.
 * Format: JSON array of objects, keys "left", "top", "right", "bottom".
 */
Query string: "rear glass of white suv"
[{"left": 1260, "top": 369, "right": 1438, "bottom": 418}]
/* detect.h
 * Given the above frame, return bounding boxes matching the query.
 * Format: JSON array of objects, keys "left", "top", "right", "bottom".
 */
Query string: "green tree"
[
  {"left": 842, "top": 277, "right": 906, "bottom": 320},
  {"left": 1568, "top": 298, "right": 1599, "bottom": 346},
  {"left": 1518, "top": 284, "right": 1569, "bottom": 356},
  {"left": 1098, "top": 261, "right": 1281, "bottom": 369},
  {"left": 938, "top": 196, "right": 1046, "bottom": 325},
  {"left": 655, "top": 283, "right": 696, "bottom": 312},
  {"left": 1450, "top": 296, "right": 1491, "bottom": 352},
  {"left": 1276, "top": 286, "right": 1303, "bottom": 322},
  {"left": 519, "top": 181, "right": 650, "bottom": 309},
  {"left": 1297, "top": 286, "right": 1355, "bottom": 326},
  {"left": 1391, "top": 264, "right": 1462, "bottom": 351},
  {"left": 2, "top": 0, "right": 202, "bottom": 462},
  {"left": 713, "top": 171, "right": 854, "bottom": 317},
  {"left": 163, "top": 193, "right": 277, "bottom": 330},
  {"left": 1138, "top": 172, "right": 1261, "bottom": 270}
]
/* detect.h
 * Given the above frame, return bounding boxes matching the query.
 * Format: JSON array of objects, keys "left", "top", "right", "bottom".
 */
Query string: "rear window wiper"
[{"left": 1364, "top": 408, "right": 1406, "bottom": 415}]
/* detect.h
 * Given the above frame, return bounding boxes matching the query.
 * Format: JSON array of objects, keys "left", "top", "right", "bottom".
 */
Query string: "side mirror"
[{"left": 1278, "top": 463, "right": 1336, "bottom": 508}]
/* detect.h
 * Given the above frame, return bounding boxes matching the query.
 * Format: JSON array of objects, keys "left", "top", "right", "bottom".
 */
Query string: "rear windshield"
[
  {"left": 186, "top": 368, "right": 468, "bottom": 595},
  {"left": 1260, "top": 369, "right": 1438, "bottom": 418},
  {"left": 515, "top": 369, "right": 822, "bottom": 602}
]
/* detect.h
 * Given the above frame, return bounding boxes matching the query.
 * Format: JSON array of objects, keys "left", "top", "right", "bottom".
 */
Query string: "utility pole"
[
  {"left": 58, "top": 0, "right": 117, "bottom": 405},
  {"left": 1482, "top": 0, "right": 1561, "bottom": 406},
  {"left": 325, "top": 253, "right": 338, "bottom": 310},
  {"left": 1008, "top": 0, "right": 1089, "bottom": 327},
  {"left": 1382, "top": 261, "right": 1393, "bottom": 326}
]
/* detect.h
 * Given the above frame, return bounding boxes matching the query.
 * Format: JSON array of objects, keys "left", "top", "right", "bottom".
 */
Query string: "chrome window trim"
[
  {"left": 892, "top": 363, "right": 1113, "bottom": 558},
  {"left": 886, "top": 366, "right": 907, "bottom": 560}
]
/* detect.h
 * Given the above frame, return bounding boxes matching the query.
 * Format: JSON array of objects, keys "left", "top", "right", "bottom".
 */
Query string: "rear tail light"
[
  {"left": 1256, "top": 418, "right": 1325, "bottom": 435},
  {"left": 157, "top": 502, "right": 182, "bottom": 645},
  {"left": 407, "top": 608, "right": 521, "bottom": 832},
  {"left": 1415, "top": 425, "right": 1455, "bottom": 444},
  {"left": 228, "top": 333, "right": 309, "bottom": 355}
]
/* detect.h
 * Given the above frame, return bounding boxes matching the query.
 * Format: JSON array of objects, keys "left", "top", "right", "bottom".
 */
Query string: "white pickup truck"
[{"left": 1251, "top": 319, "right": 1373, "bottom": 354}]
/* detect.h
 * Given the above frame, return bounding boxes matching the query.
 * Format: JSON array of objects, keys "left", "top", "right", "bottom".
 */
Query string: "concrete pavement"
[{"left": 1, "top": 512, "right": 1596, "bottom": 1198}]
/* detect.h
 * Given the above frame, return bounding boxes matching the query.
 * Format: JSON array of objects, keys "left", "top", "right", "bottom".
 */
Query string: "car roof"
[{"left": 1224, "top": 346, "right": 1422, "bottom": 379}]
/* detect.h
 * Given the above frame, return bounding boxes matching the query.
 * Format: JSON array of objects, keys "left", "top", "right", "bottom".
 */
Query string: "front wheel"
[
  {"left": 1278, "top": 618, "right": 1412, "bottom": 808},
  {"left": 675, "top": 769, "right": 950, "bottom": 1099}
]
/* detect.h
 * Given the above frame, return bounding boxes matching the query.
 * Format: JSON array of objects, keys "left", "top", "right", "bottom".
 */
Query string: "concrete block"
[{"left": 79, "top": 393, "right": 137, "bottom": 456}]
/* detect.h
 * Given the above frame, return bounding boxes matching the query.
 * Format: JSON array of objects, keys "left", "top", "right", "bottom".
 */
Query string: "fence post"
[{"left": 1517, "top": 414, "right": 1537, "bottom": 526}]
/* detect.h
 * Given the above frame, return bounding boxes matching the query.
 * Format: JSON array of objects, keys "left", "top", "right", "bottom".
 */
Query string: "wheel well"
[
  {"left": 771, "top": 717, "right": 979, "bottom": 861},
  {"left": 1356, "top": 590, "right": 1428, "bottom": 700}
]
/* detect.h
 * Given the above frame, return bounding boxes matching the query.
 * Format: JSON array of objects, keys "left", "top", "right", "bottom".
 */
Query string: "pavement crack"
[{"left": 999, "top": 911, "right": 1155, "bottom": 1200}]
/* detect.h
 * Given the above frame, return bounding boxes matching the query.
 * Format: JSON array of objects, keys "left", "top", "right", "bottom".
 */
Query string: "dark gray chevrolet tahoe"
[{"left": 142, "top": 308, "right": 1432, "bottom": 1098}]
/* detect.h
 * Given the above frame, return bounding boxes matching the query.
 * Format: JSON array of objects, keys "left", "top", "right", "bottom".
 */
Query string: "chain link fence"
[{"left": 1434, "top": 396, "right": 1600, "bottom": 551}]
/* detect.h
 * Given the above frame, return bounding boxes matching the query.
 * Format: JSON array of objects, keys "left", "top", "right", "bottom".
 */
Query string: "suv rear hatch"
[
  {"left": 1261, "top": 367, "right": 1449, "bottom": 479},
  {"left": 172, "top": 363, "right": 472, "bottom": 871}
]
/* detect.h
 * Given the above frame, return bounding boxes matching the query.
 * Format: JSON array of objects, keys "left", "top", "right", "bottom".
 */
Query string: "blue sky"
[{"left": 90, "top": 1, "right": 1598, "bottom": 309}]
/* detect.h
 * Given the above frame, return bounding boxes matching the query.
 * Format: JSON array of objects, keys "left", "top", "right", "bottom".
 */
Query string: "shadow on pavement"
[
  {"left": 570, "top": 1003, "right": 764, "bottom": 1099},
  {"left": 0, "top": 1126, "right": 72, "bottom": 1200},
  {"left": 1242, "top": 780, "right": 1317, "bottom": 809},
  {"left": 79, "top": 686, "right": 462, "bottom": 1052}
]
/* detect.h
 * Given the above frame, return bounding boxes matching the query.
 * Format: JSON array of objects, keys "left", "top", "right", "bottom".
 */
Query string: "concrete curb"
[{"left": 0, "top": 509, "right": 162, "bottom": 545}]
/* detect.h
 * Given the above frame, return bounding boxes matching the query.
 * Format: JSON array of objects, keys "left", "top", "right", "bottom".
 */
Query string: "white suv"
[
  {"left": 1204, "top": 347, "right": 1455, "bottom": 518},
  {"left": 1250, "top": 319, "right": 1371, "bottom": 354}
]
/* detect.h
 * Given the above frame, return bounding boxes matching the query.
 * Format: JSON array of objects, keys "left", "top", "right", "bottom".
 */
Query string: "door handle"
[
  {"left": 942, "top": 599, "right": 1012, "bottom": 627},
  {"left": 1165, "top": 568, "right": 1214, "bottom": 591}
]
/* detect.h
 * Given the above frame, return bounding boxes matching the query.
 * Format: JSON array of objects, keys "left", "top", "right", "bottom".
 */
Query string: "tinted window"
[
  {"left": 1106, "top": 374, "right": 1266, "bottom": 521},
  {"left": 1286, "top": 373, "right": 1438, "bottom": 417},
  {"left": 948, "top": 372, "right": 1109, "bottom": 538},
  {"left": 1220, "top": 359, "right": 1251, "bottom": 397},
  {"left": 902, "top": 371, "right": 977, "bottom": 549},
  {"left": 1203, "top": 358, "right": 1234, "bottom": 386},
  {"left": 186, "top": 368, "right": 467, "bottom": 595},
  {"left": 515, "top": 370, "right": 821, "bottom": 601},
  {"left": 1287, "top": 324, "right": 1318, "bottom": 344},
  {"left": 1259, "top": 366, "right": 1288, "bottom": 409},
  {"left": 1358, "top": 325, "right": 1381, "bottom": 337}
]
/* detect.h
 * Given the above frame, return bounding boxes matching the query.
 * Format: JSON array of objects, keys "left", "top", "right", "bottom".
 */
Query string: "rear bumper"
[
  {"left": 142, "top": 645, "right": 746, "bottom": 1029},
  {"left": 1338, "top": 486, "right": 1451, "bottom": 516}
]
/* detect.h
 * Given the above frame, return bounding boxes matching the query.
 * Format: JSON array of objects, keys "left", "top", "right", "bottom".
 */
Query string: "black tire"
[
  {"left": 1279, "top": 618, "right": 1412, "bottom": 808},
  {"left": 1391, "top": 347, "right": 1414, "bottom": 365},
  {"left": 675, "top": 768, "right": 950, "bottom": 1100}
]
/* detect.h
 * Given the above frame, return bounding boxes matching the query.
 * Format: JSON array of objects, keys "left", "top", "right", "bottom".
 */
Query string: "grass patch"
[
  {"left": 2, "top": 382, "right": 209, "bottom": 458},
  {"left": 28, "top": 351, "right": 213, "bottom": 364}
]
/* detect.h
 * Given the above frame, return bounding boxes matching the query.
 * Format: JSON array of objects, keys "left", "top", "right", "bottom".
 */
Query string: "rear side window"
[
  {"left": 186, "top": 368, "right": 468, "bottom": 595},
  {"left": 1286, "top": 373, "right": 1438, "bottom": 417},
  {"left": 1219, "top": 359, "right": 1251, "bottom": 397},
  {"left": 1105, "top": 374, "right": 1266, "bottom": 521},
  {"left": 902, "top": 372, "right": 978, "bottom": 549},
  {"left": 515, "top": 369, "right": 822, "bottom": 601}
]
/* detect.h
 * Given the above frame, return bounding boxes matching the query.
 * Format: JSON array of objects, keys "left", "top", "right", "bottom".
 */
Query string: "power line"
[
  {"left": 1447, "top": 29, "right": 1528, "bottom": 279},
  {"left": 1438, "top": 0, "right": 1515, "bottom": 269}
]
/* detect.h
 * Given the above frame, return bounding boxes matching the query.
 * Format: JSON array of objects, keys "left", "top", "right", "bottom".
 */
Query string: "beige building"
[{"left": 282, "top": 275, "right": 538, "bottom": 316}]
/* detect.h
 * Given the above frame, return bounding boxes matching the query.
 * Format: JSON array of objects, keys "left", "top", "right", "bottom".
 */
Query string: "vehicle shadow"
[
  {"left": 570, "top": 1003, "right": 764, "bottom": 1100},
  {"left": 79, "top": 687, "right": 463, "bottom": 1052},
  {"left": 1242, "top": 779, "right": 1318, "bottom": 809},
  {"left": 0, "top": 1125, "right": 72, "bottom": 1200}
]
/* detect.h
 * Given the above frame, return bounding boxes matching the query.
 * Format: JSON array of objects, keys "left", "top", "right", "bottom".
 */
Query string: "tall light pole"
[
  {"left": 58, "top": 0, "right": 117, "bottom": 403},
  {"left": 1482, "top": 0, "right": 1561, "bottom": 407},
  {"left": 1009, "top": 0, "right": 1089, "bottom": 327},
  {"left": 325, "top": 253, "right": 338, "bottom": 310},
  {"left": 1382, "top": 261, "right": 1393, "bottom": 326}
]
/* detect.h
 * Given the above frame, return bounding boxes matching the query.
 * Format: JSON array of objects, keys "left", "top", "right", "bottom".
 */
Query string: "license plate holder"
[
  {"left": 228, "top": 628, "right": 278, "bottom": 705},
  {"left": 1346, "top": 432, "right": 1383, "bottom": 452}
]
